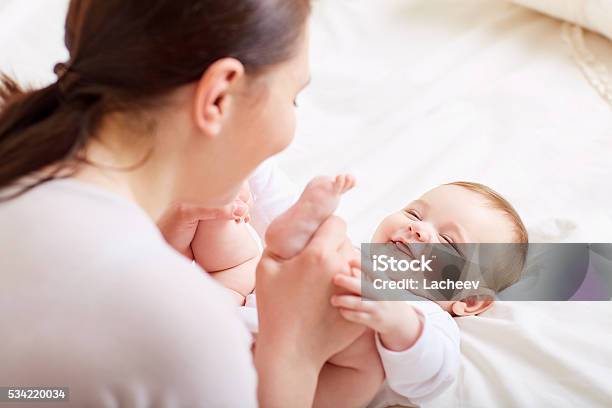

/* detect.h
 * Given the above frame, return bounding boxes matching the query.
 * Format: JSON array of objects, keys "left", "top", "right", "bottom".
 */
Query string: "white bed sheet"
[
  {"left": 295, "top": 3, "right": 612, "bottom": 405},
  {"left": 1, "top": 0, "right": 611, "bottom": 407}
]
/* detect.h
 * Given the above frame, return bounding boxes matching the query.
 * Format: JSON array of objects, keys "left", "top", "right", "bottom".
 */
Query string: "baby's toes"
[
  {"left": 344, "top": 174, "right": 356, "bottom": 192},
  {"left": 334, "top": 174, "right": 355, "bottom": 194},
  {"left": 332, "top": 175, "right": 345, "bottom": 194}
]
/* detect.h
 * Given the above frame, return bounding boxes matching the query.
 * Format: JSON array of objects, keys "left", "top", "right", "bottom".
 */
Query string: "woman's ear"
[
  {"left": 193, "top": 58, "right": 245, "bottom": 138},
  {"left": 450, "top": 295, "right": 494, "bottom": 316}
]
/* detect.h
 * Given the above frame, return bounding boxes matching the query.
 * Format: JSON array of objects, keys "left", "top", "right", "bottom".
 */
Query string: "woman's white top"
[{"left": 0, "top": 178, "right": 257, "bottom": 407}]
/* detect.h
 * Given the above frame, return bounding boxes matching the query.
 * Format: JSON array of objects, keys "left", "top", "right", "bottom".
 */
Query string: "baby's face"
[{"left": 372, "top": 185, "right": 516, "bottom": 249}]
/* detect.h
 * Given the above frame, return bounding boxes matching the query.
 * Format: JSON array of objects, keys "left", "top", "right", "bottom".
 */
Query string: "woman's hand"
[
  {"left": 332, "top": 270, "right": 423, "bottom": 352},
  {"left": 254, "top": 216, "right": 365, "bottom": 407},
  {"left": 157, "top": 200, "right": 248, "bottom": 260}
]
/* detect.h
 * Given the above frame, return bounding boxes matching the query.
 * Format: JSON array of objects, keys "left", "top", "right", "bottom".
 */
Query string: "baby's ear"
[{"left": 451, "top": 295, "right": 494, "bottom": 316}]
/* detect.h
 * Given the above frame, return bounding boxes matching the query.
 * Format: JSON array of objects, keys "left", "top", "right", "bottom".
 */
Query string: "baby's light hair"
[
  {"left": 446, "top": 181, "right": 528, "bottom": 244},
  {"left": 446, "top": 181, "right": 529, "bottom": 292}
]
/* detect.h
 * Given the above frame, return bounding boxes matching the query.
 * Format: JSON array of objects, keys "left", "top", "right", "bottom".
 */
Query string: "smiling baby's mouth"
[{"left": 390, "top": 240, "right": 414, "bottom": 259}]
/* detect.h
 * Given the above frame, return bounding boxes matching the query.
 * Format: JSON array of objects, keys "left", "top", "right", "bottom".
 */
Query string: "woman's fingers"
[
  {"left": 230, "top": 200, "right": 250, "bottom": 223},
  {"left": 186, "top": 201, "right": 248, "bottom": 223},
  {"left": 333, "top": 273, "right": 362, "bottom": 295},
  {"left": 169, "top": 202, "right": 235, "bottom": 222},
  {"left": 156, "top": 200, "right": 250, "bottom": 260},
  {"left": 237, "top": 182, "right": 253, "bottom": 207}
]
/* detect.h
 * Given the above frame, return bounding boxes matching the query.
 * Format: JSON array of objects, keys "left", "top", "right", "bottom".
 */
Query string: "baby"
[
  {"left": 328, "top": 181, "right": 528, "bottom": 406},
  {"left": 192, "top": 176, "right": 528, "bottom": 406}
]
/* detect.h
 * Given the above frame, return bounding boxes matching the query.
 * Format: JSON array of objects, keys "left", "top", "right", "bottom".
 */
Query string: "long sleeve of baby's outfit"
[{"left": 370, "top": 301, "right": 460, "bottom": 407}]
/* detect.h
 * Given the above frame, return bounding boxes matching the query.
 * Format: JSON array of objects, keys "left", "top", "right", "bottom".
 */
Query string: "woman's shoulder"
[
  {"left": 0, "top": 179, "right": 258, "bottom": 406},
  {"left": 1, "top": 178, "right": 173, "bottom": 267},
  {"left": 0, "top": 177, "right": 239, "bottom": 316}
]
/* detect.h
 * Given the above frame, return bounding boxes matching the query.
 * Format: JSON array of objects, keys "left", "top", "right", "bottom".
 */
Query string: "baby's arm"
[
  {"left": 310, "top": 271, "right": 423, "bottom": 407},
  {"left": 332, "top": 271, "right": 460, "bottom": 403},
  {"left": 331, "top": 272, "right": 423, "bottom": 351},
  {"left": 373, "top": 304, "right": 460, "bottom": 403}
]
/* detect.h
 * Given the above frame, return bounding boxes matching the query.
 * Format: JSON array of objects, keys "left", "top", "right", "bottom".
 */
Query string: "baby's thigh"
[{"left": 328, "top": 329, "right": 383, "bottom": 373}]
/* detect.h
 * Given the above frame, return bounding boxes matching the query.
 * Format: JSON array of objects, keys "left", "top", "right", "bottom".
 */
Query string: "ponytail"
[{"left": 0, "top": 74, "right": 99, "bottom": 199}]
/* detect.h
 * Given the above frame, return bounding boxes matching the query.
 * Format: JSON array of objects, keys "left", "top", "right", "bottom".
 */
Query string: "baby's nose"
[{"left": 408, "top": 222, "right": 433, "bottom": 243}]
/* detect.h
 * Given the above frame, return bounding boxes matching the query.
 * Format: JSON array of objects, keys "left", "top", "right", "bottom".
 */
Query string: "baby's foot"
[{"left": 266, "top": 174, "right": 355, "bottom": 259}]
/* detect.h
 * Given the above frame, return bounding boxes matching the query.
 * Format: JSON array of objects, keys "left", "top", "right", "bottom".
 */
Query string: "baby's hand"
[
  {"left": 332, "top": 270, "right": 423, "bottom": 352},
  {"left": 234, "top": 182, "right": 254, "bottom": 223}
]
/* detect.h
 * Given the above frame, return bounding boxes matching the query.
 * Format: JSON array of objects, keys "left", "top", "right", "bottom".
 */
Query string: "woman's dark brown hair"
[{"left": 0, "top": 0, "right": 310, "bottom": 199}]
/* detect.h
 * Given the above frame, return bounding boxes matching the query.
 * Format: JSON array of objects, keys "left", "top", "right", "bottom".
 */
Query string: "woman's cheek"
[{"left": 269, "top": 105, "right": 296, "bottom": 155}]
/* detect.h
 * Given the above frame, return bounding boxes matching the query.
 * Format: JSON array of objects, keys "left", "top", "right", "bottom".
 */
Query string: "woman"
[{"left": 0, "top": 0, "right": 362, "bottom": 406}]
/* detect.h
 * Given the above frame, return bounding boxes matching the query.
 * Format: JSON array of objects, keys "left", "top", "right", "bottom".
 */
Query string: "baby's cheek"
[
  {"left": 371, "top": 223, "right": 388, "bottom": 243},
  {"left": 371, "top": 232, "right": 382, "bottom": 243},
  {"left": 372, "top": 213, "right": 403, "bottom": 242}
]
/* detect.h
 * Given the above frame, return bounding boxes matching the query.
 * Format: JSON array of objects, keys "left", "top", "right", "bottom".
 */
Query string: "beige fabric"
[{"left": 510, "top": 0, "right": 612, "bottom": 39}]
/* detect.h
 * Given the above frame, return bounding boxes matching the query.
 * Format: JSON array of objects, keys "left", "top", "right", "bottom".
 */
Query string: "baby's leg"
[
  {"left": 192, "top": 219, "right": 260, "bottom": 305},
  {"left": 208, "top": 255, "right": 260, "bottom": 305},
  {"left": 314, "top": 330, "right": 385, "bottom": 408},
  {"left": 193, "top": 219, "right": 259, "bottom": 272},
  {"left": 265, "top": 175, "right": 355, "bottom": 259}
]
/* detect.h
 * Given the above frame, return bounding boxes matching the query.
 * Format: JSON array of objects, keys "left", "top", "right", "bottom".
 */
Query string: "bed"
[{"left": 1, "top": 0, "right": 611, "bottom": 407}]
